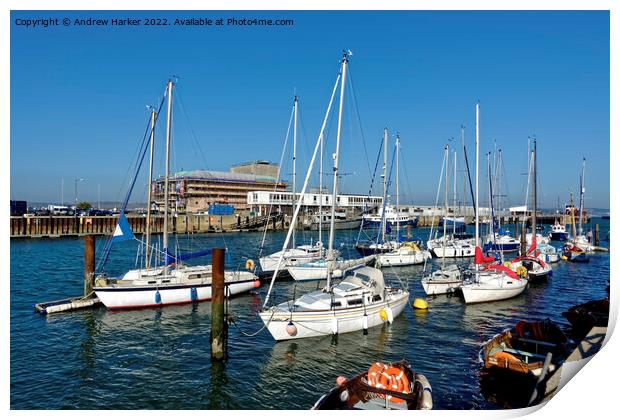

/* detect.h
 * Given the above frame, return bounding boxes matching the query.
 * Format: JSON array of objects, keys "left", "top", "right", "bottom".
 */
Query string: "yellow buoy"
[
  {"left": 379, "top": 308, "right": 388, "bottom": 321},
  {"left": 560, "top": 255, "right": 568, "bottom": 261},
  {"left": 412, "top": 298, "right": 428, "bottom": 310}
]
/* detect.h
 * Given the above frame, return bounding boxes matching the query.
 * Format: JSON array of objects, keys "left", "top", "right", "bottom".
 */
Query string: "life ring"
[
  {"left": 503, "top": 261, "right": 513, "bottom": 270},
  {"left": 245, "top": 259, "right": 255, "bottom": 270},
  {"left": 378, "top": 366, "right": 410, "bottom": 404},
  {"left": 516, "top": 266, "right": 528, "bottom": 278}
]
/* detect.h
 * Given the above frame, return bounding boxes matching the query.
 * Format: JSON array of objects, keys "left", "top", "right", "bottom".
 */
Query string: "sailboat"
[
  {"left": 93, "top": 80, "right": 259, "bottom": 309},
  {"left": 376, "top": 135, "right": 430, "bottom": 267},
  {"left": 563, "top": 159, "right": 592, "bottom": 262},
  {"left": 426, "top": 127, "right": 476, "bottom": 259},
  {"left": 459, "top": 102, "right": 528, "bottom": 304},
  {"left": 355, "top": 128, "right": 402, "bottom": 256},
  {"left": 421, "top": 144, "right": 465, "bottom": 295},
  {"left": 260, "top": 52, "right": 409, "bottom": 340},
  {"left": 510, "top": 139, "right": 553, "bottom": 281},
  {"left": 259, "top": 96, "right": 325, "bottom": 274}
]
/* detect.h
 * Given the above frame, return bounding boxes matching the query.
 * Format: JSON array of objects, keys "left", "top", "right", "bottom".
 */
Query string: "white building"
[{"left": 247, "top": 191, "right": 383, "bottom": 215}]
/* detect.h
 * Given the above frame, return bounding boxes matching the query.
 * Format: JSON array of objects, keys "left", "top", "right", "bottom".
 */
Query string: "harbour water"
[{"left": 10, "top": 220, "right": 610, "bottom": 409}]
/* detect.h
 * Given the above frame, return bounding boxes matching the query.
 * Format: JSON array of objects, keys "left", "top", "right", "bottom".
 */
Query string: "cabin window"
[
  {"left": 332, "top": 301, "right": 342, "bottom": 308},
  {"left": 347, "top": 298, "right": 363, "bottom": 306},
  {"left": 373, "top": 295, "right": 382, "bottom": 302}
]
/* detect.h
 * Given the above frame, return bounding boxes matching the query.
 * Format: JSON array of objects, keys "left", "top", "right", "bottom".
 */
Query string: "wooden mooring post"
[
  {"left": 84, "top": 235, "right": 95, "bottom": 297},
  {"left": 595, "top": 224, "right": 600, "bottom": 246},
  {"left": 211, "top": 248, "right": 227, "bottom": 361}
]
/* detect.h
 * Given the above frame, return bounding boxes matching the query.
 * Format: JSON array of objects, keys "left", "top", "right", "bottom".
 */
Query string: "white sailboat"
[
  {"left": 426, "top": 128, "right": 476, "bottom": 259},
  {"left": 510, "top": 139, "right": 553, "bottom": 281},
  {"left": 260, "top": 52, "right": 408, "bottom": 341},
  {"left": 376, "top": 135, "right": 430, "bottom": 267},
  {"left": 93, "top": 80, "right": 259, "bottom": 309},
  {"left": 259, "top": 96, "right": 325, "bottom": 273},
  {"left": 422, "top": 144, "right": 465, "bottom": 295},
  {"left": 459, "top": 102, "right": 528, "bottom": 304}
]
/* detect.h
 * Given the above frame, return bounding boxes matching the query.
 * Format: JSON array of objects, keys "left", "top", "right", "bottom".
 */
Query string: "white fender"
[
  {"left": 331, "top": 317, "right": 338, "bottom": 335},
  {"left": 386, "top": 306, "right": 394, "bottom": 324},
  {"left": 416, "top": 374, "right": 433, "bottom": 410}
]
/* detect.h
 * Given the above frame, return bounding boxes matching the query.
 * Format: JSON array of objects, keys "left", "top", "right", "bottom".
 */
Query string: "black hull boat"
[
  {"left": 562, "top": 297, "right": 609, "bottom": 340},
  {"left": 312, "top": 361, "right": 432, "bottom": 410}
]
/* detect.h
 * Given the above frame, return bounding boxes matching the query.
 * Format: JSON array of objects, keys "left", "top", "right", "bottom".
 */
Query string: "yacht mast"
[
  {"left": 532, "top": 139, "right": 537, "bottom": 239},
  {"left": 475, "top": 102, "right": 480, "bottom": 277},
  {"left": 145, "top": 107, "right": 156, "bottom": 271},
  {"left": 453, "top": 150, "right": 457, "bottom": 236},
  {"left": 326, "top": 52, "right": 349, "bottom": 290},
  {"left": 396, "top": 134, "right": 400, "bottom": 241},
  {"left": 292, "top": 95, "right": 298, "bottom": 248},
  {"left": 579, "top": 158, "right": 586, "bottom": 236},
  {"left": 442, "top": 144, "right": 449, "bottom": 268},
  {"left": 163, "top": 80, "right": 173, "bottom": 274},
  {"left": 318, "top": 119, "right": 324, "bottom": 253},
  {"left": 381, "top": 127, "right": 388, "bottom": 244}
]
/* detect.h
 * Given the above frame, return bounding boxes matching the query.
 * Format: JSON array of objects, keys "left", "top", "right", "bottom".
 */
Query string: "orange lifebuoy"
[
  {"left": 376, "top": 366, "right": 410, "bottom": 404},
  {"left": 367, "top": 362, "right": 387, "bottom": 387}
]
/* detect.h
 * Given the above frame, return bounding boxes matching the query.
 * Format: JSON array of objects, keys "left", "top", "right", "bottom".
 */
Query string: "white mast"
[
  {"left": 475, "top": 102, "right": 480, "bottom": 276},
  {"left": 292, "top": 95, "right": 298, "bottom": 248},
  {"left": 263, "top": 72, "right": 342, "bottom": 308},
  {"left": 145, "top": 107, "right": 156, "bottom": 270},
  {"left": 318, "top": 119, "right": 324, "bottom": 252},
  {"left": 326, "top": 53, "right": 349, "bottom": 290},
  {"left": 381, "top": 127, "right": 388, "bottom": 244},
  {"left": 442, "top": 144, "right": 448, "bottom": 268},
  {"left": 579, "top": 158, "right": 586, "bottom": 236},
  {"left": 453, "top": 150, "right": 457, "bottom": 236},
  {"left": 396, "top": 134, "right": 400, "bottom": 241},
  {"left": 163, "top": 80, "right": 173, "bottom": 274}
]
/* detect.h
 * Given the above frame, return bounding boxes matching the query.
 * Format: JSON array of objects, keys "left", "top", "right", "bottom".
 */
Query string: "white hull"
[
  {"left": 430, "top": 245, "right": 475, "bottom": 258},
  {"left": 461, "top": 273, "right": 527, "bottom": 304},
  {"left": 376, "top": 250, "right": 430, "bottom": 267},
  {"left": 287, "top": 265, "right": 346, "bottom": 281},
  {"left": 259, "top": 248, "right": 322, "bottom": 272},
  {"left": 94, "top": 272, "right": 259, "bottom": 309},
  {"left": 260, "top": 291, "right": 409, "bottom": 341},
  {"left": 421, "top": 266, "right": 464, "bottom": 295}
]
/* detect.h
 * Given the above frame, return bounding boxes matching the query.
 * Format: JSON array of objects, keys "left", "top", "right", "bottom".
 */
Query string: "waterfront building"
[{"left": 153, "top": 161, "right": 287, "bottom": 213}]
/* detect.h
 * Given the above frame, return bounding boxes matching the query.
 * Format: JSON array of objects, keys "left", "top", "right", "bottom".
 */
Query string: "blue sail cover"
[{"left": 112, "top": 212, "right": 135, "bottom": 243}]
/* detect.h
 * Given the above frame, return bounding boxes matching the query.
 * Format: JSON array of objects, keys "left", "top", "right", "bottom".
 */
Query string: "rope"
[{"left": 229, "top": 310, "right": 274, "bottom": 337}]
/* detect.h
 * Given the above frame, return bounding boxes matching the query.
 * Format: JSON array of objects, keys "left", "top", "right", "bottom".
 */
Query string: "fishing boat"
[
  {"left": 258, "top": 96, "right": 325, "bottom": 274},
  {"left": 260, "top": 52, "right": 409, "bottom": 341},
  {"left": 93, "top": 81, "right": 259, "bottom": 309},
  {"left": 550, "top": 220, "right": 568, "bottom": 241},
  {"left": 312, "top": 361, "right": 433, "bottom": 410},
  {"left": 480, "top": 318, "right": 571, "bottom": 378},
  {"left": 459, "top": 103, "right": 528, "bottom": 304},
  {"left": 376, "top": 135, "right": 430, "bottom": 267}
]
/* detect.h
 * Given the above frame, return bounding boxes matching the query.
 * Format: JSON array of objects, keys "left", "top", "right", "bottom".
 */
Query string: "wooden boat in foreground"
[
  {"left": 480, "top": 319, "right": 571, "bottom": 378},
  {"left": 312, "top": 361, "right": 432, "bottom": 410}
]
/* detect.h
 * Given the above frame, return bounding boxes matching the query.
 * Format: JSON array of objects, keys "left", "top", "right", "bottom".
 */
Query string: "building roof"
[{"left": 168, "top": 170, "right": 283, "bottom": 184}]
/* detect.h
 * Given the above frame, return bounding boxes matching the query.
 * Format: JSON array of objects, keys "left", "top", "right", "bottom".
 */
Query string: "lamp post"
[{"left": 74, "top": 178, "right": 86, "bottom": 207}]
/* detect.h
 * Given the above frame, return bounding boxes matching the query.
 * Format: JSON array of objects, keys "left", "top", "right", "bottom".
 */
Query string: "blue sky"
[{"left": 10, "top": 10, "right": 609, "bottom": 209}]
